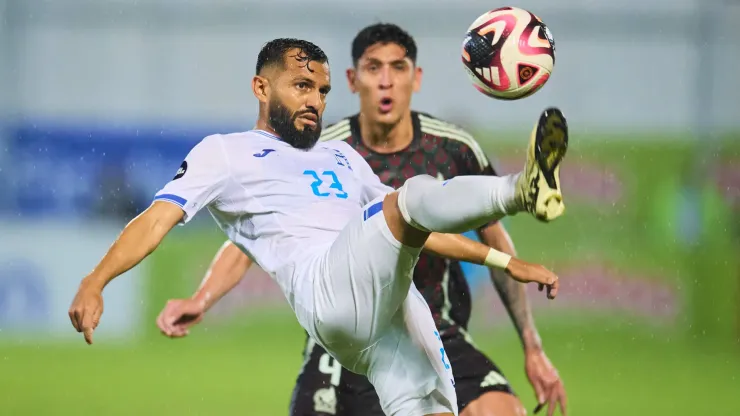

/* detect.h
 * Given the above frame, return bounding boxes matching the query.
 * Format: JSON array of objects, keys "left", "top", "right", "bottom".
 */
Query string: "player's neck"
[
  {"left": 358, "top": 111, "right": 414, "bottom": 154},
  {"left": 254, "top": 118, "right": 279, "bottom": 137}
]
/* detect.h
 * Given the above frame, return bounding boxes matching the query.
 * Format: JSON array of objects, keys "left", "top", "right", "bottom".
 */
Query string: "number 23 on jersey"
[{"left": 303, "top": 170, "right": 348, "bottom": 199}]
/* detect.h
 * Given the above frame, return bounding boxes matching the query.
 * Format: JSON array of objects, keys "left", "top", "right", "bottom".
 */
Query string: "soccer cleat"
[{"left": 516, "top": 107, "right": 569, "bottom": 222}]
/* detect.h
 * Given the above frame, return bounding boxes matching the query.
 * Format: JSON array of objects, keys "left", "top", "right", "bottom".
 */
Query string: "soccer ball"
[{"left": 461, "top": 7, "right": 555, "bottom": 100}]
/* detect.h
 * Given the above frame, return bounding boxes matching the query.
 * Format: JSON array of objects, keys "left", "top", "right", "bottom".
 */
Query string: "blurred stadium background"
[{"left": 1, "top": 0, "right": 739, "bottom": 414}]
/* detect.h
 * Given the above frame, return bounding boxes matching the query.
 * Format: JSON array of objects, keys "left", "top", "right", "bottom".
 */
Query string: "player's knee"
[
  {"left": 397, "top": 174, "right": 438, "bottom": 225},
  {"left": 461, "top": 392, "right": 526, "bottom": 416},
  {"left": 383, "top": 181, "right": 432, "bottom": 247}
]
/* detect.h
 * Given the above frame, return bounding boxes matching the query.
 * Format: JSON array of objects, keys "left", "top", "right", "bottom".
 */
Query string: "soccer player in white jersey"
[{"left": 68, "top": 38, "right": 569, "bottom": 416}]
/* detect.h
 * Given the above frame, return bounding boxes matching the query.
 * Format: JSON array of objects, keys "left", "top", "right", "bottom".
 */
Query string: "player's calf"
[{"left": 396, "top": 173, "right": 521, "bottom": 235}]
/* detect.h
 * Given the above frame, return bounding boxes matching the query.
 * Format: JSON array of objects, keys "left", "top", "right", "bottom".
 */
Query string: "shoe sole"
[{"left": 535, "top": 107, "right": 569, "bottom": 190}]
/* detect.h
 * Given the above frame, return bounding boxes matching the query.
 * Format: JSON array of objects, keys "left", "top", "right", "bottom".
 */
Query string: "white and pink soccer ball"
[{"left": 462, "top": 6, "right": 556, "bottom": 100}]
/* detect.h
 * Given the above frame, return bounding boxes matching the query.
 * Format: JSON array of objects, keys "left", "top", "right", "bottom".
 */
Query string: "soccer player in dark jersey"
[{"left": 156, "top": 24, "right": 567, "bottom": 416}]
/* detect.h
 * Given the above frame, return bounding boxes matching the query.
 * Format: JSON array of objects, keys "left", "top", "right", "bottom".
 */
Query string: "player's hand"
[
  {"left": 525, "top": 349, "right": 567, "bottom": 416},
  {"left": 156, "top": 298, "right": 206, "bottom": 338},
  {"left": 68, "top": 279, "right": 105, "bottom": 345},
  {"left": 504, "top": 258, "right": 559, "bottom": 299}
]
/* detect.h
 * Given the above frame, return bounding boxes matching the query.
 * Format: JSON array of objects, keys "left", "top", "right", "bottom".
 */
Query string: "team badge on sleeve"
[{"left": 173, "top": 161, "right": 187, "bottom": 180}]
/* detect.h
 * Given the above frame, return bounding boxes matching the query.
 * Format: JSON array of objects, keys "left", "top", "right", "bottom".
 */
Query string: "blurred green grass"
[{"left": 1, "top": 314, "right": 739, "bottom": 415}]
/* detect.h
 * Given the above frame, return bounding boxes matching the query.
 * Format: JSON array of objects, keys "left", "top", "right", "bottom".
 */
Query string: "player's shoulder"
[
  {"left": 187, "top": 132, "right": 228, "bottom": 155},
  {"left": 414, "top": 111, "right": 489, "bottom": 168},
  {"left": 212, "top": 130, "right": 284, "bottom": 151},
  {"left": 318, "top": 116, "right": 354, "bottom": 143},
  {"left": 189, "top": 130, "right": 280, "bottom": 163},
  {"left": 218, "top": 129, "right": 272, "bottom": 143}
]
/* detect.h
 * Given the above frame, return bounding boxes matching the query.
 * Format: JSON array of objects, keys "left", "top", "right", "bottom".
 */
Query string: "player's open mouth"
[{"left": 379, "top": 98, "right": 393, "bottom": 113}]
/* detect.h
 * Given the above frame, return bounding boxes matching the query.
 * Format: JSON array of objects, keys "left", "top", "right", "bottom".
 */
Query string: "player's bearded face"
[{"left": 268, "top": 97, "right": 322, "bottom": 150}]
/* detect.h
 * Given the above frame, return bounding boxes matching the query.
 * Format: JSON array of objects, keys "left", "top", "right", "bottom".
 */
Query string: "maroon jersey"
[{"left": 319, "top": 111, "right": 498, "bottom": 338}]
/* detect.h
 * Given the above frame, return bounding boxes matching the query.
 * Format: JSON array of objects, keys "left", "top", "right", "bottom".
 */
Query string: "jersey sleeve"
[
  {"left": 153, "top": 134, "right": 230, "bottom": 224},
  {"left": 337, "top": 142, "right": 394, "bottom": 205}
]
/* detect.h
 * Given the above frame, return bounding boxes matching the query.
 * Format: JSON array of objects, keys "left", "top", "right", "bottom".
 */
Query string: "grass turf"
[{"left": 1, "top": 313, "right": 738, "bottom": 415}]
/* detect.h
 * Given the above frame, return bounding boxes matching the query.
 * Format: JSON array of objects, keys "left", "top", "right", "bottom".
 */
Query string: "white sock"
[{"left": 397, "top": 174, "right": 522, "bottom": 233}]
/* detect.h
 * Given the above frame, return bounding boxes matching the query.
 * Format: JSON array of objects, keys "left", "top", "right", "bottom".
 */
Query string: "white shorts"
[{"left": 304, "top": 196, "right": 459, "bottom": 416}]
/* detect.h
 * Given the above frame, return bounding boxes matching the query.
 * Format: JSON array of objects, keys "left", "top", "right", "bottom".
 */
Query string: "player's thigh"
[
  {"left": 290, "top": 341, "right": 383, "bottom": 416},
  {"left": 361, "top": 285, "right": 458, "bottom": 416},
  {"left": 443, "top": 336, "right": 521, "bottom": 414},
  {"left": 313, "top": 197, "right": 422, "bottom": 360},
  {"left": 461, "top": 392, "right": 526, "bottom": 416}
]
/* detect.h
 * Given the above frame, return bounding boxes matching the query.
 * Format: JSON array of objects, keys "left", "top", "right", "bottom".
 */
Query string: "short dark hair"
[
  {"left": 351, "top": 23, "right": 417, "bottom": 66},
  {"left": 255, "top": 38, "right": 329, "bottom": 74}
]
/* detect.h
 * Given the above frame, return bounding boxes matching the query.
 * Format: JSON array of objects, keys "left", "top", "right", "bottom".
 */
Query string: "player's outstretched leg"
[{"left": 396, "top": 107, "right": 568, "bottom": 234}]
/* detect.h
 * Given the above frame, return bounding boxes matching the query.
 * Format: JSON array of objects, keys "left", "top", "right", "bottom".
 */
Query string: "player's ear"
[
  {"left": 412, "top": 65, "right": 423, "bottom": 93},
  {"left": 346, "top": 68, "right": 358, "bottom": 94},
  {"left": 252, "top": 75, "right": 269, "bottom": 103}
]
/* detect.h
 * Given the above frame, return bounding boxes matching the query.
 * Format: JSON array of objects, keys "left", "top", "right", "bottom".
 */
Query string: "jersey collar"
[
  {"left": 349, "top": 111, "right": 422, "bottom": 155},
  {"left": 252, "top": 129, "right": 282, "bottom": 141}
]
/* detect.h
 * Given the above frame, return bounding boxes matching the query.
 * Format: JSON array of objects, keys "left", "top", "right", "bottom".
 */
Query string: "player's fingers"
[
  {"left": 92, "top": 306, "right": 103, "bottom": 329},
  {"left": 77, "top": 308, "right": 89, "bottom": 338},
  {"left": 532, "top": 377, "right": 546, "bottom": 405},
  {"left": 545, "top": 383, "right": 560, "bottom": 416},
  {"left": 80, "top": 309, "right": 94, "bottom": 333},
  {"left": 548, "top": 279, "right": 559, "bottom": 299},
  {"left": 156, "top": 306, "right": 174, "bottom": 329},
  {"left": 172, "top": 326, "right": 189, "bottom": 337},
  {"left": 69, "top": 309, "right": 82, "bottom": 332},
  {"left": 163, "top": 322, "right": 189, "bottom": 338},
  {"left": 156, "top": 311, "right": 166, "bottom": 332},
  {"left": 159, "top": 312, "right": 180, "bottom": 337},
  {"left": 80, "top": 307, "right": 99, "bottom": 344},
  {"left": 559, "top": 397, "right": 567, "bottom": 416},
  {"left": 558, "top": 384, "right": 568, "bottom": 415},
  {"left": 83, "top": 325, "right": 94, "bottom": 345},
  {"left": 547, "top": 393, "right": 557, "bottom": 416}
]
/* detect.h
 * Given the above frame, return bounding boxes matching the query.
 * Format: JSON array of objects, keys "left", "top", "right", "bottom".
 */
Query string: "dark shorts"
[{"left": 289, "top": 335, "right": 515, "bottom": 415}]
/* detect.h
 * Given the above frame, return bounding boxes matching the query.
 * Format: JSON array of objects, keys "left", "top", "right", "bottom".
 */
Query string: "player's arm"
[
  {"left": 69, "top": 202, "right": 184, "bottom": 344},
  {"left": 479, "top": 218, "right": 567, "bottom": 415},
  {"left": 450, "top": 129, "right": 545, "bottom": 348},
  {"left": 455, "top": 129, "right": 567, "bottom": 411},
  {"left": 157, "top": 240, "right": 252, "bottom": 338},
  {"left": 192, "top": 240, "right": 253, "bottom": 312},
  {"left": 81, "top": 201, "right": 184, "bottom": 292},
  {"left": 477, "top": 222, "right": 541, "bottom": 350},
  {"left": 69, "top": 134, "right": 230, "bottom": 344},
  {"left": 468, "top": 143, "right": 542, "bottom": 350},
  {"left": 423, "top": 232, "right": 558, "bottom": 296}
]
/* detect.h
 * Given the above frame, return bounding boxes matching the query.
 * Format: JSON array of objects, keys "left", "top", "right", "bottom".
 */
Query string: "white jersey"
[
  {"left": 154, "top": 129, "right": 393, "bottom": 309},
  {"left": 156, "top": 129, "right": 459, "bottom": 415}
]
